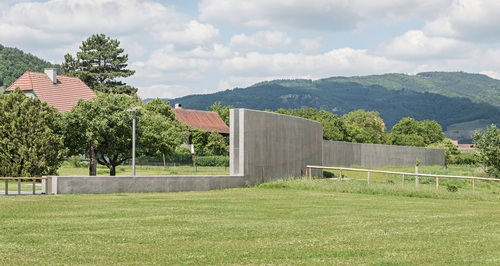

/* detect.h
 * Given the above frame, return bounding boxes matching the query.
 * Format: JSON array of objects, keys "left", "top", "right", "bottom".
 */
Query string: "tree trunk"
[
  {"left": 89, "top": 144, "right": 97, "bottom": 176},
  {"left": 109, "top": 164, "right": 116, "bottom": 176}
]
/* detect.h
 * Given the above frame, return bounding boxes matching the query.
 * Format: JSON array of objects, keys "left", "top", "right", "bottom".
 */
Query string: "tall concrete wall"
[
  {"left": 230, "top": 109, "right": 323, "bottom": 183},
  {"left": 323, "top": 140, "right": 445, "bottom": 168}
]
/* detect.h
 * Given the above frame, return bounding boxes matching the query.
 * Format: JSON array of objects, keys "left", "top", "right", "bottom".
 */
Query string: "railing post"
[
  {"left": 309, "top": 167, "right": 312, "bottom": 180},
  {"left": 367, "top": 171, "right": 371, "bottom": 184},
  {"left": 402, "top": 174, "right": 405, "bottom": 186},
  {"left": 18, "top": 179, "right": 21, "bottom": 195},
  {"left": 472, "top": 178, "right": 475, "bottom": 193},
  {"left": 5, "top": 179, "right": 8, "bottom": 196},
  {"left": 338, "top": 169, "right": 342, "bottom": 182},
  {"left": 436, "top": 176, "right": 439, "bottom": 190},
  {"left": 33, "top": 179, "right": 36, "bottom": 195}
]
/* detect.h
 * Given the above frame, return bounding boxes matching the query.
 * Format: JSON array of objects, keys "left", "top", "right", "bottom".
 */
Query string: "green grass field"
[{"left": 1, "top": 176, "right": 500, "bottom": 264}]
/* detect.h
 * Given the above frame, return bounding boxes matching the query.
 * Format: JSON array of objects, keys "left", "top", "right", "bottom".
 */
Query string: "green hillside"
[
  {"left": 166, "top": 73, "right": 500, "bottom": 142},
  {"left": 0, "top": 44, "right": 60, "bottom": 93}
]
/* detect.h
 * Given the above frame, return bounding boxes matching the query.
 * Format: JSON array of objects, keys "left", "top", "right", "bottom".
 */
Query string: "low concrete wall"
[
  {"left": 230, "top": 109, "right": 323, "bottom": 183},
  {"left": 323, "top": 140, "right": 445, "bottom": 168},
  {"left": 47, "top": 175, "right": 247, "bottom": 195}
]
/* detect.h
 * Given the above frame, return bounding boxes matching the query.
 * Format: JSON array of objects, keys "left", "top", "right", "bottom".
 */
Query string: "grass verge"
[{"left": 1, "top": 179, "right": 500, "bottom": 264}]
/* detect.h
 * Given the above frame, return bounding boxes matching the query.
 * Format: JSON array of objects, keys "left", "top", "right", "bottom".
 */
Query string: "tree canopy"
[
  {"left": 342, "top": 110, "right": 386, "bottom": 144},
  {"left": 387, "top": 118, "right": 444, "bottom": 147},
  {"left": 62, "top": 34, "right": 137, "bottom": 95},
  {"left": 0, "top": 88, "right": 64, "bottom": 177},
  {"left": 473, "top": 124, "right": 500, "bottom": 178},
  {"left": 63, "top": 94, "right": 186, "bottom": 176}
]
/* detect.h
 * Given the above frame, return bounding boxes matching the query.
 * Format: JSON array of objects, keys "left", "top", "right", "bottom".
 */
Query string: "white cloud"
[
  {"left": 139, "top": 84, "right": 196, "bottom": 99},
  {"left": 152, "top": 20, "right": 220, "bottom": 47},
  {"left": 229, "top": 31, "right": 292, "bottom": 51},
  {"left": 221, "top": 48, "right": 410, "bottom": 86},
  {"left": 380, "top": 30, "right": 469, "bottom": 60},
  {"left": 425, "top": 0, "right": 500, "bottom": 42},
  {"left": 199, "top": 0, "right": 449, "bottom": 31}
]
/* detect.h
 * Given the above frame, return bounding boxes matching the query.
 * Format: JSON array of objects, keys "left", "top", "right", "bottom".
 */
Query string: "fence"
[
  {"left": 1, "top": 177, "right": 48, "bottom": 196},
  {"left": 306, "top": 165, "right": 500, "bottom": 193}
]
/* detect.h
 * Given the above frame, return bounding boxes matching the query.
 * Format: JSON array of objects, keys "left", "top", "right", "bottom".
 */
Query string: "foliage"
[
  {"left": 427, "top": 138, "right": 460, "bottom": 166},
  {"left": 342, "top": 109, "right": 386, "bottom": 144},
  {"left": 0, "top": 44, "right": 60, "bottom": 89},
  {"left": 0, "top": 88, "right": 64, "bottom": 177},
  {"left": 449, "top": 152, "right": 477, "bottom": 165},
  {"left": 195, "top": 155, "right": 229, "bottom": 167},
  {"left": 208, "top": 101, "right": 232, "bottom": 126},
  {"left": 274, "top": 108, "right": 348, "bottom": 141},
  {"left": 206, "top": 130, "right": 228, "bottom": 153},
  {"left": 387, "top": 117, "right": 444, "bottom": 147},
  {"left": 473, "top": 124, "right": 500, "bottom": 177},
  {"left": 189, "top": 128, "right": 209, "bottom": 153},
  {"left": 62, "top": 94, "right": 185, "bottom": 176},
  {"left": 62, "top": 34, "right": 137, "bottom": 95}
]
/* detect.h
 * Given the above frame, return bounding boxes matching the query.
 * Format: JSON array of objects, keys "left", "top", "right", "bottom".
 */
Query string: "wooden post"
[
  {"left": 402, "top": 174, "right": 405, "bottom": 186},
  {"left": 367, "top": 171, "right": 371, "bottom": 184},
  {"left": 5, "top": 179, "right": 8, "bottom": 196},
  {"left": 472, "top": 178, "right": 475, "bottom": 193},
  {"left": 33, "top": 179, "right": 36, "bottom": 195},
  {"left": 436, "top": 176, "right": 439, "bottom": 190},
  {"left": 18, "top": 179, "right": 21, "bottom": 195},
  {"left": 309, "top": 168, "right": 312, "bottom": 180},
  {"left": 415, "top": 166, "right": 419, "bottom": 187},
  {"left": 338, "top": 169, "right": 342, "bottom": 182}
]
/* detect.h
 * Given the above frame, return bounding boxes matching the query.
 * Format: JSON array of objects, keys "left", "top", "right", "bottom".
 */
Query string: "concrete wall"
[
  {"left": 47, "top": 175, "right": 247, "bottom": 195},
  {"left": 230, "top": 109, "right": 323, "bottom": 184},
  {"left": 323, "top": 140, "right": 445, "bottom": 168}
]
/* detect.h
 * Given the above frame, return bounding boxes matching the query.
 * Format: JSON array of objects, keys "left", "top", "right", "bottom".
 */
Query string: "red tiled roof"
[
  {"left": 172, "top": 108, "right": 230, "bottom": 134},
  {"left": 5, "top": 71, "right": 95, "bottom": 113}
]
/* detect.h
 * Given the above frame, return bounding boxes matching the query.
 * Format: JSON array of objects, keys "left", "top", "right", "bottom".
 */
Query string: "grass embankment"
[{"left": 1, "top": 175, "right": 500, "bottom": 264}]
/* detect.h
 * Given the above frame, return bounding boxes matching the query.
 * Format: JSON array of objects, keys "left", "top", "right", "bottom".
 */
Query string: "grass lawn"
[{"left": 1, "top": 179, "right": 500, "bottom": 264}]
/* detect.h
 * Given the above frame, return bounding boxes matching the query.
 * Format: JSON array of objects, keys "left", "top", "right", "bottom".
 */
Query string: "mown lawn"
[{"left": 1, "top": 179, "right": 499, "bottom": 264}]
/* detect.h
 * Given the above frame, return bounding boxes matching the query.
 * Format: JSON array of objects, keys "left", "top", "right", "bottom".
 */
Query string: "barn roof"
[
  {"left": 172, "top": 108, "right": 230, "bottom": 134},
  {"left": 5, "top": 70, "right": 95, "bottom": 113}
]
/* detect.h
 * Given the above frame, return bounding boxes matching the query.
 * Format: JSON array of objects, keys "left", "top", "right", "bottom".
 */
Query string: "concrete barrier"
[
  {"left": 230, "top": 109, "right": 323, "bottom": 183},
  {"left": 323, "top": 140, "right": 445, "bottom": 167}
]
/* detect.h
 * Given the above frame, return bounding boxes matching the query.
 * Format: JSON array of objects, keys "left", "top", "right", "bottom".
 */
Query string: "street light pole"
[{"left": 126, "top": 106, "right": 142, "bottom": 176}]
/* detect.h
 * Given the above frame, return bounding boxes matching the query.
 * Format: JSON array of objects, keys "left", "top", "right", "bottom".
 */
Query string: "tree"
[
  {"left": 342, "top": 110, "right": 386, "bottom": 144},
  {"left": 205, "top": 130, "right": 228, "bottom": 154},
  {"left": 427, "top": 138, "right": 460, "bottom": 166},
  {"left": 208, "top": 101, "right": 232, "bottom": 126},
  {"left": 387, "top": 117, "right": 444, "bottom": 147},
  {"left": 0, "top": 88, "right": 65, "bottom": 177},
  {"left": 63, "top": 94, "right": 185, "bottom": 176},
  {"left": 473, "top": 124, "right": 500, "bottom": 178},
  {"left": 62, "top": 34, "right": 137, "bottom": 95}
]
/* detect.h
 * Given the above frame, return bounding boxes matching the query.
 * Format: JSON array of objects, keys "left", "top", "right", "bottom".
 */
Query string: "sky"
[{"left": 1, "top": 0, "right": 500, "bottom": 100}]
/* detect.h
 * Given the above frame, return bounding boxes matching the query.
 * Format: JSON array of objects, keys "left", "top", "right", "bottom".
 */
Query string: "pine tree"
[{"left": 62, "top": 34, "right": 137, "bottom": 95}]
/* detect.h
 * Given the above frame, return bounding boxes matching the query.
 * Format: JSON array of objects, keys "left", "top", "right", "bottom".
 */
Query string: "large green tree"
[
  {"left": 387, "top": 118, "right": 444, "bottom": 147},
  {"left": 473, "top": 124, "right": 500, "bottom": 178},
  {"left": 342, "top": 110, "right": 386, "bottom": 144},
  {"left": 0, "top": 88, "right": 64, "bottom": 177},
  {"left": 62, "top": 34, "right": 137, "bottom": 95},
  {"left": 63, "top": 95, "right": 185, "bottom": 176}
]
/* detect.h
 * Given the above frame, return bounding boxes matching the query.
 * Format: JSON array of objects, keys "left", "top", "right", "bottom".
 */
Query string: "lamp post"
[{"left": 126, "top": 106, "right": 142, "bottom": 176}]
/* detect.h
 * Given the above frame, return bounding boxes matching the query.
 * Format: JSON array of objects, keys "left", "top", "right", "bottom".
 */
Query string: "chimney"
[
  {"left": 175, "top": 103, "right": 182, "bottom": 109},
  {"left": 44, "top": 68, "right": 57, "bottom": 84}
]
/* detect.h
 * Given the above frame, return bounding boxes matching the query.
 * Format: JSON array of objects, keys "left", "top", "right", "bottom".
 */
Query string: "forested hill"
[
  {"left": 164, "top": 72, "right": 500, "bottom": 133},
  {"left": 0, "top": 44, "right": 60, "bottom": 93}
]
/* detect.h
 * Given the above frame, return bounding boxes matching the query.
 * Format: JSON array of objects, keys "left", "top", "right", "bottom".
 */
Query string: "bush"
[
  {"left": 67, "top": 156, "right": 82, "bottom": 168},
  {"left": 450, "top": 152, "right": 477, "bottom": 165},
  {"left": 195, "top": 155, "right": 229, "bottom": 167}
]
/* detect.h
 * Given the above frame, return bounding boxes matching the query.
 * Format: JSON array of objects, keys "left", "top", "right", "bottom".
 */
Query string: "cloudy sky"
[{"left": 1, "top": 0, "right": 500, "bottom": 99}]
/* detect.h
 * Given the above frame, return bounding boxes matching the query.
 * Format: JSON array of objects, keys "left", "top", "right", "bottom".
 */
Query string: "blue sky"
[{"left": 1, "top": 0, "right": 500, "bottom": 100}]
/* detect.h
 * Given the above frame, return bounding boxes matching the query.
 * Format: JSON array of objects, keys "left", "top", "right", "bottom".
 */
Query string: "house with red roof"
[
  {"left": 3, "top": 68, "right": 95, "bottom": 113},
  {"left": 171, "top": 103, "right": 230, "bottom": 153}
]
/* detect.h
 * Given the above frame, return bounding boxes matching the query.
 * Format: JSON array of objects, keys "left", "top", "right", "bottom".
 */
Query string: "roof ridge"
[{"left": 26, "top": 71, "right": 34, "bottom": 89}]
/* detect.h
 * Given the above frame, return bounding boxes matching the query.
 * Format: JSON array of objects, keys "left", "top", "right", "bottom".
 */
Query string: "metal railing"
[
  {"left": 307, "top": 165, "right": 500, "bottom": 193},
  {"left": 1, "top": 177, "right": 48, "bottom": 196}
]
